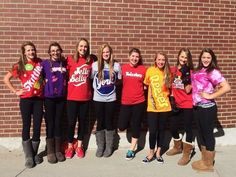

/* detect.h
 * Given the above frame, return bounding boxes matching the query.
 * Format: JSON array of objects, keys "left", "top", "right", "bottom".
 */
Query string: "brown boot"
[
  {"left": 166, "top": 139, "right": 182, "bottom": 156},
  {"left": 46, "top": 138, "right": 57, "bottom": 164},
  {"left": 191, "top": 145, "right": 206, "bottom": 167},
  {"left": 192, "top": 149, "right": 215, "bottom": 172},
  {"left": 178, "top": 142, "right": 193, "bottom": 165},
  {"left": 55, "top": 137, "right": 65, "bottom": 162}
]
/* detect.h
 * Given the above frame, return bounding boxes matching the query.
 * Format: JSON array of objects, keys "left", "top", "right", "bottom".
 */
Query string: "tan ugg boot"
[
  {"left": 166, "top": 139, "right": 182, "bottom": 156},
  {"left": 177, "top": 141, "right": 193, "bottom": 166},
  {"left": 192, "top": 145, "right": 206, "bottom": 167},
  {"left": 192, "top": 150, "right": 215, "bottom": 172}
]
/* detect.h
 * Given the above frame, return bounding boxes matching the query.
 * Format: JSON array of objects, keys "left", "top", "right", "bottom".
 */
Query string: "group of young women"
[{"left": 3, "top": 39, "right": 231, "bottom": 173}]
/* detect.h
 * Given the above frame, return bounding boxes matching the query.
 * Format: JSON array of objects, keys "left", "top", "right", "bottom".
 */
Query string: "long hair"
[
  {"left": 97, "top": 43, "right": 114, "bottom": 81},
  {"left": 154, "top": 52, "right": 171, "bottom": 88},
  {"left": 129, "top": 48, "right": 143, "bottom": 65},
  {"left": 197, "top": 48, "right": 219, "bottom": 73},
  {"left": 176, "top": 48, "right": 193, "bottom": 70},
  {"left": 16, "top": 41, "right": 37, "bottom": 74},
  {"left": 73, "top": 38, "right": 91, "bottom": 63},
  {"left": 48, "top": 42, "right": 65, "bottom": 72}
]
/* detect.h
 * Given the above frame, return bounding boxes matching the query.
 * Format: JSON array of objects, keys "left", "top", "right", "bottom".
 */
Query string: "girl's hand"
[
  {"left": 200, "top": 92, "right": 212, "bottom": 100},
  {"left": 184, "top": 85, "right": 192, "bottom": 94},
  {"left": 15, "top": 89, "right": 26, "bottom": 96}
]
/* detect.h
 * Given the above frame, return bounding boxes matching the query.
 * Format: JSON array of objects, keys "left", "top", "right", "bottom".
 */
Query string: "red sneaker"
[
  {"left": 72, "top": 139, "right": 78, "bottom": 149},
  {"left": 65, "top": 146, "right": 74, "bottom": 159},
  {"left": 76, "top": 147, "right": 85, "bottom": 158}
]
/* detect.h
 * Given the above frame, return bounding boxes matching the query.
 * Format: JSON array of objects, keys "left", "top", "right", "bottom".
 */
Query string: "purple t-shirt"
[
  {"left": 191, "top": 68, "right": 225, "bottom": 105},
  {"left": 42, "top": 59, "right": 67, "bottom": 98}
]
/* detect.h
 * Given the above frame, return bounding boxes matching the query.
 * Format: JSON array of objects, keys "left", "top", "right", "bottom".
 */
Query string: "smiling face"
[
  {"left": 155, "top": 53, "right": 166, "bottom": 69},
  {"left": 49, "top": 46, "right": 62, "bottom": 61},
  {"left": 201, "top": 52, "right": 212, "bottom": 68},
  {"left": 129, "top": 51, "right": 140, "bottom": 67},
  {"left": 77, "top": 40, "right": 88, "bottom": 57},
  {"left": 102, "top": 47, "right": 111, "bottom": 61},
  {"left": 24, "top": 45, "right": 36, "bottom": 61},
  {"left": 178, "top": 51, "right": 188, "bottom": 67}
]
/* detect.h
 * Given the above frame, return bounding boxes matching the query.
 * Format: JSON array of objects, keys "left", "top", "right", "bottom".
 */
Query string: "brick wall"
[{"left": 0, "top": 0, "right": 235, "bottom": 137}]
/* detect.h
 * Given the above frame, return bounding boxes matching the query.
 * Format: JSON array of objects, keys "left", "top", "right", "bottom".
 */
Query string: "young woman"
[
  {"left": 65, "top": 38, "right": 93, "bottom": 159},
  {"left": 118, "top": 48, "right": 146, "bottom": 160},
  {"left": 3, "top": 41, "right": 44, "bottom": 168},
  {"left": 91, "top": 43, "right": 121, "bottom": 158},
  {"left": 41, "top": 42, "right": 67, "bottom": 163},
  {"left": 142, "top": 52, "right": 172, "bottom": 164},
  {"left": 166, "top": 48, "right": 194, "bottom": 166},
  {"left": 191, "top": 48, "right": 230, "bottom": 172}
]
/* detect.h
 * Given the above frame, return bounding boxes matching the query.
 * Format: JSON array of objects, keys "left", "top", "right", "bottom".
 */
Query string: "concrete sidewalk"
[{"left": 0, "top": 145, "right": 235, "bottom": 177}]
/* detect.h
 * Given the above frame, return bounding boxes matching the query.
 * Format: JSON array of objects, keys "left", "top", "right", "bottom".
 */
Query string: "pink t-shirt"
[
  {"left": 121, "top": 64, "right": 146, "bottom": 105},
  {"left": 191, "top": 68, "right": 225, "bottom": 105}
]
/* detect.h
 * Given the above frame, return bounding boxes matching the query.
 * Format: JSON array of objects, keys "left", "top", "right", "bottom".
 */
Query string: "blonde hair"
[
  {"left": 97, "top": 43, "right": 114, "bottom": 81},
  {"left": 73, "top": 38, "right": 91, "bottom": 63},
  {"left": 154, "top": 52, "right": 171, "bottom": 88}
]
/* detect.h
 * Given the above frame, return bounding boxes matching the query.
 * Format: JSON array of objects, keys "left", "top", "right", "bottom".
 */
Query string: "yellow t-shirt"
[{"left": 144, "top": 66, "right": 171, "bottom": 112}]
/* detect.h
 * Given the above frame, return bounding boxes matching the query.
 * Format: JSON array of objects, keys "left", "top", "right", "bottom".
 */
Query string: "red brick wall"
[{"left": 1, "top": 0, "right": 235, "bottom": 137}]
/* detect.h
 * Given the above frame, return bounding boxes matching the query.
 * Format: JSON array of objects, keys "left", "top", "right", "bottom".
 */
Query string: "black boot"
[
  {"left": 55, "top": 137, "right": 65, "bottom": 162},
  {"left": 95, "top": 130, "right": 105, "bottom": 157},
  {"left": 103, "top": 130, "right": 115, "bottom": 157},
  {"left": 46, "top": 138, "right": 57, "bottom": 164},
  {"left": 22, "top": 139, "right": 35, "bottom": 168},
  {"left": 32, "top": 140, "right": 43, "bottom": 164}
]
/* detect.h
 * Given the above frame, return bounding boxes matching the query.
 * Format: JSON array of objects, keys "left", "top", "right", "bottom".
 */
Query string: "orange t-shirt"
[{"left": 144, "top": 66, "right": 171, "bottom": 112}]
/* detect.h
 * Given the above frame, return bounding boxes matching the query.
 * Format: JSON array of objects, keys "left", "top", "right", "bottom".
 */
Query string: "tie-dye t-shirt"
[{"left": 191, "top": 68, "right": 225, "bottom": 105}]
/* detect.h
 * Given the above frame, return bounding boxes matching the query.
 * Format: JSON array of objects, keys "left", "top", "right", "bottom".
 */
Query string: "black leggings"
[
  {"left": 169, "top": 108, "right": 193, "bottom": 142},
  {"left": 118, "top": 102, "right": 145, "bottom": 138},
  {"left": 147, "top": 112, "right": 170, "bottom": 149},
  {"left": 67, "top": 100, "right": 89, "bottom": 143},
  {"left": 194, "top": 105, "right": 217, "bottom": 151},
  {"left": 94, "top": 101, "right": 116, "bottom": 131},
  {"left": 20, "top": 97, "right": 43, "bottom": 141},
  {"left": 44, "top": 97, "right": 65, "bottom": 139}
]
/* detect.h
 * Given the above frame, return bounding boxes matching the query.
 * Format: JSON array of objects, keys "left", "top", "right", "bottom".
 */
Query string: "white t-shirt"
[{"left": 91, "top": 61, "right": 121, "bottom": 102}]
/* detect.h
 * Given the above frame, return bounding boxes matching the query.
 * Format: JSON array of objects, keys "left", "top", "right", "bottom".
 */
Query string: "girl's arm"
[
  {"left": 3, "top": 72, "right": 24, "bottom": 96},
  {"left": 201, "top": 80, "right": 231, "bottom": 99}
]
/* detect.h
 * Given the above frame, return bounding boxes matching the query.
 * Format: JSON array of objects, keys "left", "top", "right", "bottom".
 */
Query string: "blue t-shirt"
[{"left": 42, "top": 59, "right": 67, "bottom": 98}]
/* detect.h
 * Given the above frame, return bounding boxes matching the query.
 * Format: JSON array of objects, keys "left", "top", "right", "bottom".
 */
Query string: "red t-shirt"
[
  {"left": 171, "top": 66, "right": 193, "bottom": 108},
  {"left": 121, "top": 64, "right": 146, "bottom": 105},
  {"left": 11, "top": 58, "right": 43, "bottom": 98},
  {"left": 67, "top": 55, "right": 92, "bottom": 101}
]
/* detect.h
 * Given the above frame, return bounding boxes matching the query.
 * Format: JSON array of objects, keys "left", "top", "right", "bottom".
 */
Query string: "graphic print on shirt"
[
  {"left": 150, "top": 75, "right": 169, "bottom": 109},
  {"left": 51, "top": 66, "right": 66, "bottom": 95},
  {"left": 173, "top": 75, "right": 184, "bottom": 89},
  {"left": 23, "top": 64, "right": 43, "bottom": 93},
  {"left": 69, "top": 64, "right": 90, "bottom": 86},
  {"left": 94, "top": 69, "right": 117, "bottom": 96},
  {"left": 125, "top": 71, "right": 142, "bottom": 78}
]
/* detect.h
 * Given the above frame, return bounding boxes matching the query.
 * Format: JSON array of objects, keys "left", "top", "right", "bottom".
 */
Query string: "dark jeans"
[
  {"left": 20, "top": 97, "right": 43, "bottom": 141},
  {"left": 67, "top": 100, "right": 89, "bottom": 143},
  {"left": 169, "top": 108, "right": 193, "bottom": 142},
  {"left": 118, "top": 102, "right": 145, "bottom": 138},
  {"left": 44, "top": 97, "right": 65, "bottom": 139},
  {"left": 194, "top": 105, "right": 217, "bottom": 151},
  {"left": 147, "top": 112, "right": 170, "bottom": 149},
  {"left": 94, "top": 101, "right": 116, "bottom": 131}
]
